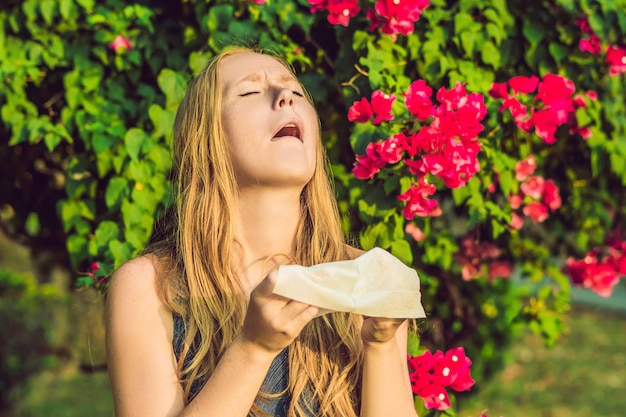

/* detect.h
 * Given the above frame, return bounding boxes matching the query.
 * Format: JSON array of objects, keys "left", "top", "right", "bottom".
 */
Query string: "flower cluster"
[
  {"left": 563, "top": 231, "right": 626, "bottom": 297},
  {"left": 488, "top": 74, "right": 591, "bottom": 144},
  {"left": 576, "top": 16, "right": 626, "bottom": 76},
  {"left": 350, "top": 81, "right": 488, "bottom": 219},
  {"left": 506, "top": 154, "right": 562, "bottom": 227},
  {"left": 407, "top": 347, "right": 475, "bottom": 410},
  {"left": 453, "top": 235, "right": 513, "bottom": 281},
  {"left": 308, "top": 0, "right": 429, "bottom": 39}
]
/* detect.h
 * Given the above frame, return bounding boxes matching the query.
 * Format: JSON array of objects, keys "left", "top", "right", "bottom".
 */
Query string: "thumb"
[{"left": 252, "top": 270, "right": 278, "bottom": 298}]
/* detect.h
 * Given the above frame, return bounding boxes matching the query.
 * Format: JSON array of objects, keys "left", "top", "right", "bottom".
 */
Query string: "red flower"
[
  {"left": 347, "top": 97, "right": 373, "bottom": 123},
  {"left": 404, "top": 79, "right": 434, "bottom": 120},
  {"left": 531, "top": 108, "right": 559, "bottom": 144},
  {"left": 523, "top": 201, "right": 549, "bottom": 223},
  {"left": 536, "top": 74, "right": 575, "bottom": 107},
  {"left": 379, "top": 133, "right": 408, "bottom": 164},
  {"left": 579, "top": 34, "right": 602, "bottom": 54},
  {"left": 488, "top": 82, "right": 509, "bottom": 99},
  {"left": 109, "top": 35, "right": 132, "bottom": 53},
  {"left": 564, "top": 255, "right": 620, "bottom": 297},
  {"left": 508, "top": 75, "right": 539, "bottom": 94},
  {"left": 398, "top": 178, "right": 438, "bottom": 218},
  {"left": 542, "top": 179, "right": 562, "bottom": 211},
  {"left": 371, "top": 90, "right": 396, "bottom": 124},
  {"left": 352, "top": 141, "right": 385, "bottom": 179},
  {"left": 368, "top": 0, "right": 430, "bottom": 38},
  {"left": 308, "top": 0, "right": 360, "bottom": 26},
  {"left": 514, "top": 154, "right": 537, "bottom": 181},
  {"left": 606, "top": 45, "right": 626, "bottom": 76},
  {"left": 347, "top": 90, "right": 395, "bottom": 125}
]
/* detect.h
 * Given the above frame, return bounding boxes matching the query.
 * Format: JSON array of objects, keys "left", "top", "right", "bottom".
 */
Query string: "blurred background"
[{"left": 2, "top": 0, "right": 626, "bottom": 416}]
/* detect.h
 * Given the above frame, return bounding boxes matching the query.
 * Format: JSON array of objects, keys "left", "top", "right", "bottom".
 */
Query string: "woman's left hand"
[{"left": 360, "top": 316, "right": 407, "bottom": 346}]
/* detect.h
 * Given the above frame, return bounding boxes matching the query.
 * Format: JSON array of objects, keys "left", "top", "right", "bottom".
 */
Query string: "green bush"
[{"left": 0, "top": 268, "right": 62, "bottom": 411}]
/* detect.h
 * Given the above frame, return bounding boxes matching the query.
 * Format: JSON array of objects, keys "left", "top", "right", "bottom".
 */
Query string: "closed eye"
[
  {"left": 239, "top": 91, "right": 259, "bottom": 97},
  {"left": 293, "top": 91, "right": 304, "bottom": 97}
]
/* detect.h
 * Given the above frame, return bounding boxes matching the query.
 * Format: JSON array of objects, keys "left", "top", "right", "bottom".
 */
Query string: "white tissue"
[{"left": 273, "top": 247, "right": 426, "bottom": 319}]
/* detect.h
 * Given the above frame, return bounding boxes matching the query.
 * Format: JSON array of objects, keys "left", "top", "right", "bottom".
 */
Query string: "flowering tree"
[{"left": 1, "top": 0, "right": 626, "bottom": 414}]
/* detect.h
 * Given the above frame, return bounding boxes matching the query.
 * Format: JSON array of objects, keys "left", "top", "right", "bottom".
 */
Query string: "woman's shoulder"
[{"left": 344, "top": 244, "right": 365, "bottom": 260}]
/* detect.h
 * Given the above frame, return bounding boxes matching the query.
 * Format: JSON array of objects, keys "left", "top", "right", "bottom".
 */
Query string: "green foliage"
[
  {"left": 0, "top": 268, "right": 63, "bottom": 411},
  {"left": 2, "top": 0, "right": 626, "bottom": 414}
]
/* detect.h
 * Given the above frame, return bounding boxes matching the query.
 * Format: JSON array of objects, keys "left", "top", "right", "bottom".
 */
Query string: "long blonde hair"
[{"left": 148, "top": 47, "right": 364, "bottom": 416}]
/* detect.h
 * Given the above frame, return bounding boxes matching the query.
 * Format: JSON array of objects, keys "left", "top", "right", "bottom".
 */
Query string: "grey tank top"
[{"left": 173, "top": 314, "right": 305, "bottom": 416}]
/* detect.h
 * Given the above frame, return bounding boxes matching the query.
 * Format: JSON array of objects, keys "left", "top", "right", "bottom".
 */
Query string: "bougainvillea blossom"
[
  {"left": 523, "top": 201, "right": 549, "bottom": 223},
  {"left": 520, "top": 175, "right": 545, "bottom": 199},
  {"left": 398, "top": 178, "right": 438, "bottom": 218},
  {"left": 408, "top": 347, "right": 475, "bottom": 411},
  {"left": 404, "top": 79, "right": 434, "bottom": 120},
  {"left": 367, "top": 0, "right": 430, "bottom": 39},
  {"left": 308, "top": 0, "right": 360, "bottom": 26},
  {"left": 508, "top": 75, "right": 539, "bottom": 94},
  {"left": 606, "top": 45, "right": 626, "bottom": 76},
  {"left": 347, "top": 90, "right": 395, "bottom": 125},
  {"left": 515, "top": 154, "right": 537, "bottom": 181},
  {"left": 109, "top": 35, "right": 132, "bottom": 53}
]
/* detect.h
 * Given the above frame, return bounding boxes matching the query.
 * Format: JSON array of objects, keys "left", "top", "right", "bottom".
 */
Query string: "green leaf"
[
  {"left": 105, "top": 177, "right": 129, "bottom": 209},
  {"left": 94, "top": 221, "right": 120, "bottom": 248},
  {"left": 39, "top": 0, "right": 56, "bottom": 26},
  {"left": 157, "top": 69, "right": 188, "bottom": 109},
  {"left": 124, "top": 128, "right": 147, "bottom": 161},
  {"left": 390, "top": 239, "right": 413, "bottom": 265},
  {"left": 523, "top": 19, "right": 545, "bottom": 44},
  {"left": 480, "top": 41, "right": 501, "bottom": 68},
  {"left": 109, "top": 240, "right": 133, "bottom": 267}
]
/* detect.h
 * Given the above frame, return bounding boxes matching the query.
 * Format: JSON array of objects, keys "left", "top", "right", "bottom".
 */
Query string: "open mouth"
[{"left": 273, "top": 123, "right": 301, "bottom": 141}]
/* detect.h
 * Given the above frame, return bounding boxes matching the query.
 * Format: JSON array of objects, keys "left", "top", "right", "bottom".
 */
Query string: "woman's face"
[{"left": 219, "top": 52, "right": 320, "bottom": 190}]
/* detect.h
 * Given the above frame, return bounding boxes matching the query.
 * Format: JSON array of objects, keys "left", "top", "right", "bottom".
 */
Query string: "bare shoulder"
[
  {"left": 344, "top": 244, "right": 366, "bottom": 260},
  {"left": 106, "top": 255, "right": 184, "bottom": 415}
]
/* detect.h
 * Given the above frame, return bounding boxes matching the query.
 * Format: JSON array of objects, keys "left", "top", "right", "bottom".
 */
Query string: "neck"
[{"left": 233, "top": 186, "right": 304, "bottom": 290}]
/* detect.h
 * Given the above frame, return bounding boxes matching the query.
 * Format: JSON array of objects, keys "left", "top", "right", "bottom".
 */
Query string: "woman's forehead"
[{"left": 219, "top": 52, "right": 297, "bottom": 89}]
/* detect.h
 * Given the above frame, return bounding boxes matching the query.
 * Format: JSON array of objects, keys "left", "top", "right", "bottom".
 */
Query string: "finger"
[{"left": 252, "top": 270, "right": 278, "bottom": 297}]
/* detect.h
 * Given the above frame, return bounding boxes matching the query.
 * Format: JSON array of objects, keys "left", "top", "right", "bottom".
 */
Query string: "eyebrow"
[{"left": 233, "top": 72, "right": 299, "bottom": 87}]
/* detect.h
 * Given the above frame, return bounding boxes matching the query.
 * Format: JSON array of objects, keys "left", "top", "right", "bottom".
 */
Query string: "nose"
[{"left": 274, "top": 88, "right": 295, "bottom": 109}]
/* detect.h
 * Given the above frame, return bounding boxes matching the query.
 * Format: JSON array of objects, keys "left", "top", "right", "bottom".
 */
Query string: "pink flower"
[
  {"left": 575, "top": 16, "right": 593, "bottom": 34},
  {"left": 347, "top": 90, "right": 395, "bottom": 125},
  {"left": 542, "top": 179, "right": 562, "bottom": 211},
  {"left": 532, "top": 108, "right": 559, "bottom": 144},
  {"left": 371, "top": 90, "right": 396, "bottom": 124},
  {"left": 398, "top": 178, "right": 438, "bottom": 218},
  {"left": 404, "top": 79, "right": 434, "bottom": 120},
  {"left": 510, "top": 212, "right": 524, "bottom": 229},
  {"left": 536, "top": 74, "right": 575, "bottom": 107},
  {"left": 564, "top": 255, "right": 620, "bottom": 297},
  {"left": 508, "top": 193, "right": 523, "bottom": 210},
  {"left": 500, "top": 97, "right": 528, "bottom": 122},
  {"left": 309, "top": 0, "right": 360, "bottom": 26},
  {"left": 508, "top": 75, "right": 539, "bottom": 94},
  {"left": 251, "top": 0, "right": 266, "bottom": 3},
  {"left": 347, "top": 97, "right": 373, "bottom": 123},
  {"left": 405, "top": 223, "right": 426, "bottom": 241},
  {"left": 579, "top": 34, "right": 602, "bottom": 54},
  {"left": 521, "top": 175, "right": 545, "bottom": 199},
  {"left": 514, "top": 154, "right": 537, "bottom": 181},
  {"left": 379, "top": 133, "right": 408, "bottom": 164},
  {"left": 352, "top": 141, "right": 385, "bottom": 180},
  {"left": 489, "top": 261, "right": 513, "bottom": 280},
  {"left": 109, "top": 35, "right": 132, "bottom": 53},
  {"left": 523, "top": 201, "right": 549, "bottom": 223},
  {"left": 606, "top": 45, "right": 626, "bottom": 76},
  {"left": 368, "top": 0, "right": 430, "bottom": 38}
]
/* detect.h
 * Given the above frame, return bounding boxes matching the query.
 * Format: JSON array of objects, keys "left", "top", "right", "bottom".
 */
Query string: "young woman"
[{"left": 105, "top": 47, "right": 418, "bottom": 417}]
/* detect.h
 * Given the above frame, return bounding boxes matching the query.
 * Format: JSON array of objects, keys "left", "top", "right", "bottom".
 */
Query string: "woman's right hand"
[{"left": 237, "top": 270, "right": 319, "bottom": 355}]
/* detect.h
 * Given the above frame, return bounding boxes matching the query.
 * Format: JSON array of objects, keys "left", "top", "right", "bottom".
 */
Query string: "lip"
[{"left": 271, "top": 116, "right": 304, "bottom": 143}]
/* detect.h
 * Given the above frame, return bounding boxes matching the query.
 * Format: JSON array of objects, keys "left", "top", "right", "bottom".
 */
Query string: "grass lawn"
[{"left": 10, "top": 305, "right": 625, "bottom": 417}]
